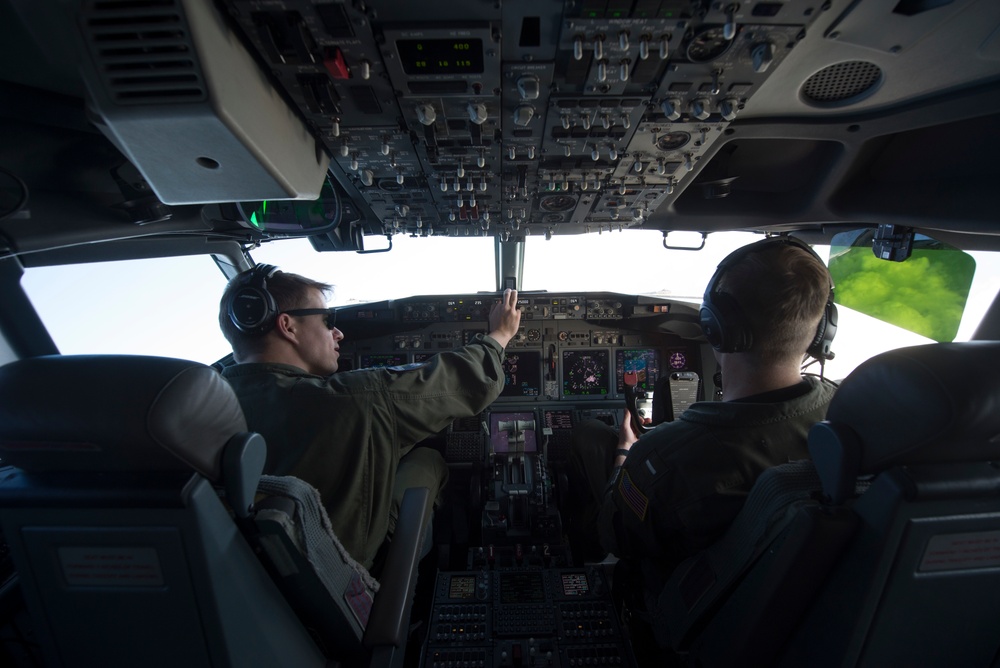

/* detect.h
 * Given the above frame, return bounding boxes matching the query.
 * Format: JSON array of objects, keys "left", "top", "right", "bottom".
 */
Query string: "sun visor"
[{"left": 69, "top": 0, "right": 329, "bottom": 205}]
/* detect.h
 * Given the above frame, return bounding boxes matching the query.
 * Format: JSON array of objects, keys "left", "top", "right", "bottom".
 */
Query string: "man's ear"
[{"left": 273, "top": 312, "right": 299, "bottom": 343}]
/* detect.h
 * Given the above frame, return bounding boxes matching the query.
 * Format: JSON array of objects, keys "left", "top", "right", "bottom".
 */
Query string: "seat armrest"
[
  {"left": 363, "top": 487, "right": 431, "bottom": 649},
  {"left": 222, "top": 432, "right": 266, "bottom": 519}
]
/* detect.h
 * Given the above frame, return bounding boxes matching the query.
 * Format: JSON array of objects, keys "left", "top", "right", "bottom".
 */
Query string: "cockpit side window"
[{"left": 20, "top": 256, "right": 231, "bottom": 364}]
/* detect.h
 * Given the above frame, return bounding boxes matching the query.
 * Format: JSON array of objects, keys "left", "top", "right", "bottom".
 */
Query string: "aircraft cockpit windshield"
[{"left": 18, "top": 229, "right": 1000, "bottom": 381}]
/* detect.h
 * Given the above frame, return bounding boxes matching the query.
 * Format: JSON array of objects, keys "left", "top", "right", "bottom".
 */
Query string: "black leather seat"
[
  {"left": 0, "top": 355, "right": 428, "bottom": 668},
  {"left": 656, "top": 341, "right": 1000, "bottom": 667}
]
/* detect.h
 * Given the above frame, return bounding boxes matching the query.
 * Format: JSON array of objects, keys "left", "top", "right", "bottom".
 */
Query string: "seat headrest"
[
  {"left": 826, "top": 341, "right": 1000, "bottom": 474},
  {"left": 0, "top": 355, "right": 248, "bottom": 479}
]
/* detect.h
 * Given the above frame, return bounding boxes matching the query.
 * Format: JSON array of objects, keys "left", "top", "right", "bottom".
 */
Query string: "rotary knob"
[
  {"left": 513, "top": 105, "right": 535, "bottom": 126},
  {"left": 661, "top": 99, "right": 681, "bottom": 121},
  {"left": 689, "top": 99, "right": 711, "bottom": 121}
]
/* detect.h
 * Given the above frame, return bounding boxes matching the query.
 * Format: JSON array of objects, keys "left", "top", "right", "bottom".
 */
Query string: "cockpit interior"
[{"left": 1, "top": 0, "right": 999, "bottom": 666}]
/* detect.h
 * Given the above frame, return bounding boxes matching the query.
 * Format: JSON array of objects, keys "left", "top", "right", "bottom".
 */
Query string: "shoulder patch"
[{"left": 618, "top": 468, "right": 649, "bottom": 522}]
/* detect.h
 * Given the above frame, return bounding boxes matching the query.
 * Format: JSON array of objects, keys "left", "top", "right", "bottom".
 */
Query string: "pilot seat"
[
  {"left": 654, "top": 341, "right": 1000, "bottom": 666},
  {"left": 0, "top": 354, "right": 429, "bottom": 668}
]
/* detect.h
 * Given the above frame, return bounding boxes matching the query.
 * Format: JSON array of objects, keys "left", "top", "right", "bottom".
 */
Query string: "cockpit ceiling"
[{"left": 1, "top": 0, "right": 1000, "bottom": 256}]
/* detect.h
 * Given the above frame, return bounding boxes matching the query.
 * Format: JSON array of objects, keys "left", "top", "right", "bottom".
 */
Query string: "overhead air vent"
[
  {"left": 80, "top": 0, "right": 205, "bottom": 105},
  {"left": 801, "top": 61, "right": 882, "bottom": 108},
  {"left": 72, "top": 0, "right": 330, "bottom": 204}
]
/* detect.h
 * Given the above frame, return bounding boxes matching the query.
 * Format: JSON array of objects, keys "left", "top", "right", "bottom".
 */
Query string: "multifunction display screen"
[
  {"left": 561, "top": 572, "right": 590, "bottom": 596},
  {"left": 615, "top": 348, "right": 661, "bottom": 393},
  {"left": 501, "top": 351, "right": 542, "bottom": 398},
  {"left": 449, "top": 575, "right": 476, "bottom": 600},
  {"left": 499, "top": 571, "right": 545, "bottom": 604}
]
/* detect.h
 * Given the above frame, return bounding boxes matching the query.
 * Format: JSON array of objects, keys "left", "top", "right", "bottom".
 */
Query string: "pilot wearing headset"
[
  {"left": 566, "top": 237, "right": 838, "bottom": 628},
  {"left": 218, "top": 266, "right": 521, "bottom": 572}
]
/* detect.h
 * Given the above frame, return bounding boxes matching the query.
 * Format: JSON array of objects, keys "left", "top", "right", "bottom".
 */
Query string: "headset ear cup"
[
  {"left": 701, "top": 292, "right": 752, "bottom": 353},
  {"left": 700, "top": 303, "right": 724, "bottom": 350},
  {"left": 229, "top": 286, "right": 273, "bottom": 333},
  {"left": 227, "top": 265, "right": 279, "bottom": 336},
  {"left": 808, "top": 300, "right": 838, "bottom": 360}
]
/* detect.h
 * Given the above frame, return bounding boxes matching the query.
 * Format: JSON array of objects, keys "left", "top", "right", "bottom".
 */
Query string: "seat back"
[
  {"left": 783, "top": 340, "right": 1000, "bottom": 667},
  {"left": 0, "top": 355, "right": 326, "bottom": 668},
  {"left": 657, "top": 341, "right": 1000, "bottom": 667},
  {"left": 654, "top": 460, "right": 857, "bottom": 658}
]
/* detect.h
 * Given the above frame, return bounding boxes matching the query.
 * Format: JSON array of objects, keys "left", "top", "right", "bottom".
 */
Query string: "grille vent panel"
[
  {"left": 81, "top": 0, "right": 206, "bottom": 104},
  {"left": 802, "top": 61, "right": 883, "bottom": 107}
]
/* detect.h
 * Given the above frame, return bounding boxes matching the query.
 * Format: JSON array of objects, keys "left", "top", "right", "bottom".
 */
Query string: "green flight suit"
[
  {"left": 597, "top": 376, "right": 837, "bottom": 598},
  {"left": 222, "top": 334, "right": 505, "bottom": 569}
]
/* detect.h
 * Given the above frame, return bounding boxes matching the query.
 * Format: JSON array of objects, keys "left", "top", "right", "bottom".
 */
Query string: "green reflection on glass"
[{"left": 830, "top": 231, "right": 976, "bottom": 342}]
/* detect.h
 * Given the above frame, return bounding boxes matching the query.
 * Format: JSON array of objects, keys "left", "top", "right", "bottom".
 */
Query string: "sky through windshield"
[{"left": 19, "top": 231, "right": 1000, "bottom": 380}]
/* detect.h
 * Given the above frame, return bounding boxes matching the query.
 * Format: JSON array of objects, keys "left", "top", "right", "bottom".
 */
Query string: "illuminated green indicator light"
[
  {"left": 587, "top": 11, "right": 598, "bottom": 17},
  {"left": 612, "top": 11, "right": 623, "bottom": 17},
  {"left": 248, "top": 200, "right": 269, "bottom": 229}
]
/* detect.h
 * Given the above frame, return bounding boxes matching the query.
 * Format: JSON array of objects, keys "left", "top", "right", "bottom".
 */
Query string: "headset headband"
[{"left": 700, "top": 237, "right": 837, "bottom": 360}]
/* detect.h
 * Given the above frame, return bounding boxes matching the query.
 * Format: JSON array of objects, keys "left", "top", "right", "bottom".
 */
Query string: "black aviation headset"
[
  {"left": 226, "top": 263, "right": 281, "bottom": 336},
  {"left": 699, "top": 237, "right": 838, "bottom": 361}
]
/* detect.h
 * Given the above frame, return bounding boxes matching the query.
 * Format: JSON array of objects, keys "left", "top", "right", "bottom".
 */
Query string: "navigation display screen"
[
  {"left": 615, "top": 348, "right": 661, "bottom": 393},
  {"left": 501, "top": 351, "right": 542, "bottom": 398},
  {"left": 562, "top": 349, "right": 609, "bottom": 397}
]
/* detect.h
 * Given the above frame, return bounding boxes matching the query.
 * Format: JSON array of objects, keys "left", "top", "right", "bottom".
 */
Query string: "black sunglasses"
[{"left": 282, "top": 308, "right": 337, "bottom": 330}]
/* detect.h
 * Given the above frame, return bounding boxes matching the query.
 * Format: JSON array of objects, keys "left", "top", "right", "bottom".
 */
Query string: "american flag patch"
[
  {"left": 345, "top": 570, "right": 374, "bottom": 628},
  {"left": 619, "top": 468, "right": 649, "bottom": 522}
]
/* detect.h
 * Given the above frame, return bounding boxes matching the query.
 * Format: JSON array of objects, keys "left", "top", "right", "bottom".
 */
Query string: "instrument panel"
[
  {"left": 423, "top": 567, "right": 633, "bottom": 667},
  {"left": 336, "top": 291, "right": 707, "bottom": 666},
  {"left": 337, "top": 291, "right": 703, "bottom": 406}
]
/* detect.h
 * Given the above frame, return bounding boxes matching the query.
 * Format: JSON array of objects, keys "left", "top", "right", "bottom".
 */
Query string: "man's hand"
[
  {"left": 619, "top": 407, "right": 640, "bottom": 449},
  {"left": 614, "top": 407, "right": 640, "bottom": 467},
  {"left": 487, "top": 288, "right": 521, "bottom": 348}
]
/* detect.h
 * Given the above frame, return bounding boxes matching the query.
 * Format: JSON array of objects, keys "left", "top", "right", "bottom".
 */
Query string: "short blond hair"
[{"left": 716, "top": 243, "right": 831, "bottom": 363}]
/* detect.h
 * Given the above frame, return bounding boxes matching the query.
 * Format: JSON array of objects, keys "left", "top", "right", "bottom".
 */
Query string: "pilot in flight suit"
[
  {"left": 219, "top": 266, "right": 521, "bottom": 570},
  {"left": 595, "top": 378, "right": 835, "bottom": 593},
  {"left": 568, "top": 238, "right": 838, "bottom": 628}
]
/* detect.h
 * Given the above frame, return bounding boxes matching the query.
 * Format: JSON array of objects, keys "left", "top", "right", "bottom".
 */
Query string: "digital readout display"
[
  {"left": 616, "top": 348, "right": 661, "bottom": 393},
  {"left": 361, "top": 353, "right": 408, "bottom": 368},
  {"left": 397, "top": 38, "right": 484, "bottom": 75}
]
